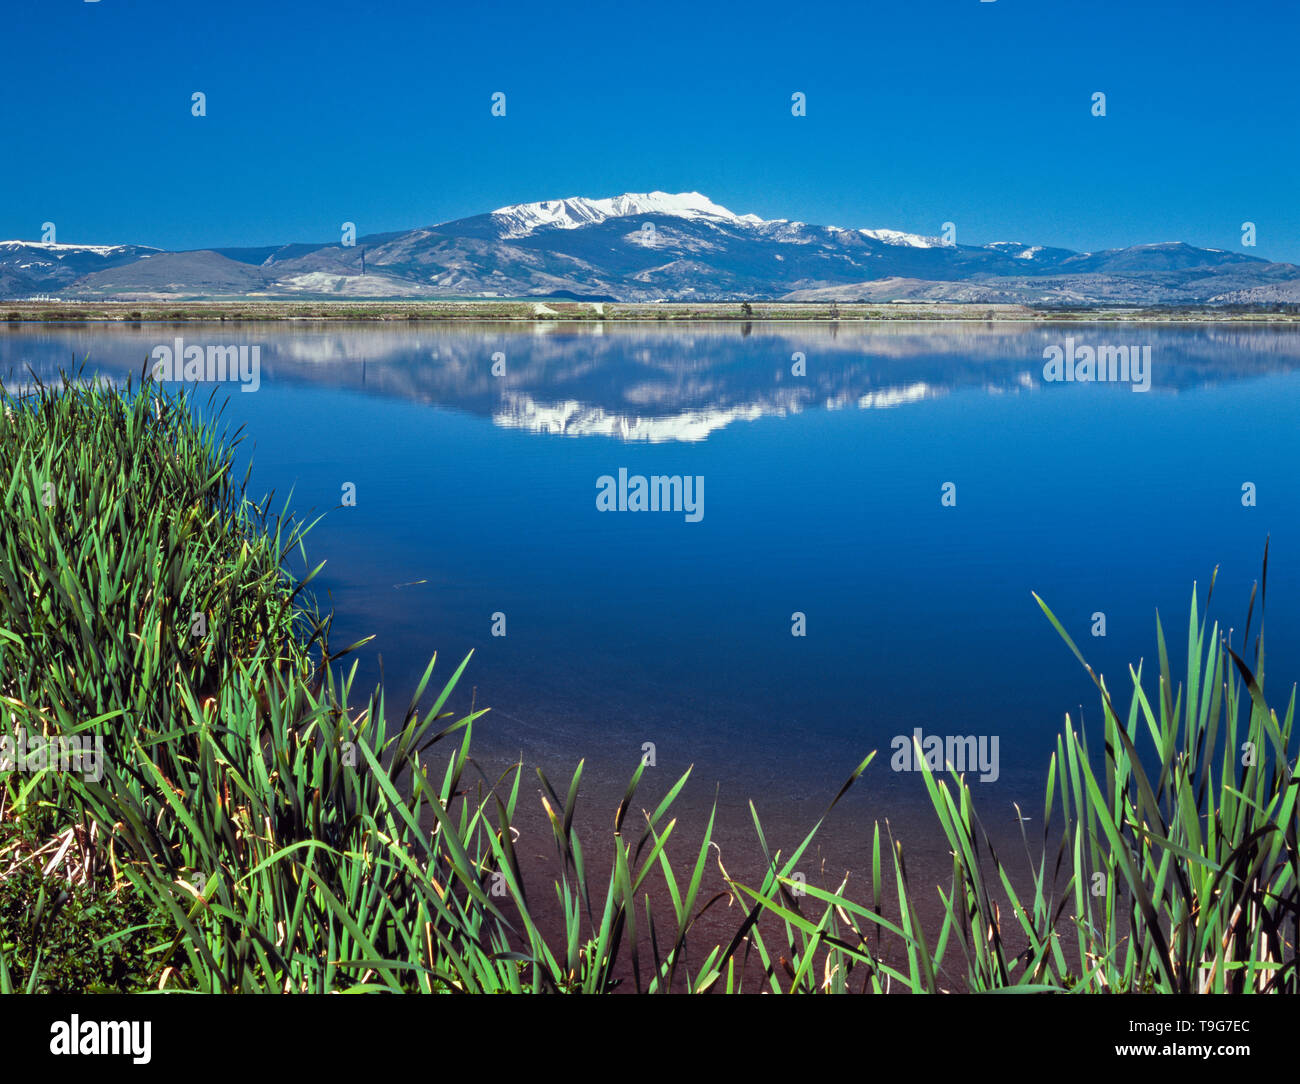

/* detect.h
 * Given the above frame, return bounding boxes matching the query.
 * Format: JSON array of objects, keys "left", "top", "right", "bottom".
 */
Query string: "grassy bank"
[{"left": 1, "top": 373, "right": 1296, "bottom": 992}]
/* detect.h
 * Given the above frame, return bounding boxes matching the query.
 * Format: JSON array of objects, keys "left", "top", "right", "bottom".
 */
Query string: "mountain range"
[{"left": 5, "top": 191, "right": 1299, "bottom": 306}]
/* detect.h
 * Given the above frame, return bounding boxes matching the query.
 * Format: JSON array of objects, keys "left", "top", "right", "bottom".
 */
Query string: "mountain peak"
[{"left": 484, "top": 191, "right": 761, "bottom": 238}]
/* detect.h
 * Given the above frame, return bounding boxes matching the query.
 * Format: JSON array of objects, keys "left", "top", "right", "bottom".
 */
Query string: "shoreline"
[{"left": 4, "top": 299, "right": 1300, "bottom": 323}]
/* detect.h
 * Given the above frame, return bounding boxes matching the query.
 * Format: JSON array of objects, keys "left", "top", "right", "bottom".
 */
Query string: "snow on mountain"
[
  {"left": 858, "top": 228, "right": 945, "bottom": 248},
  {"left": 0, "top": 239, "right": 154, "bottom": 254},
  {"left": 985, "top": 241, "right": 1037, "bottom": 257},
  {"left": 0, "top": 240, "right": 156, "bottom": 258},
  {"left": 484, "top": 192, "right": 946, "bottom": 249},
  {"left": 484, "top": 191, "right": 763, "bottom": 238}
]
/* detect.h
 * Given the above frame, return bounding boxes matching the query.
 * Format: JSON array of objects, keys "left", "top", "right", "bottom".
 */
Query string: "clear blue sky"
[{"left": 3, "top": 0, "right": 1297, "bottom": 260}]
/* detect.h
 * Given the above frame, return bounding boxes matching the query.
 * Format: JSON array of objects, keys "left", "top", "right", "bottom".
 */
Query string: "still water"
[{"left": 5, "top": 320, "right": 1298, "bottom": 869}]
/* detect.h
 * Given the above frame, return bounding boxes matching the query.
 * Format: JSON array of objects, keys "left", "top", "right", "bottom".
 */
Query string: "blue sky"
[{"left": 3, "top": 0, "right": 1297, "bottom": 260}]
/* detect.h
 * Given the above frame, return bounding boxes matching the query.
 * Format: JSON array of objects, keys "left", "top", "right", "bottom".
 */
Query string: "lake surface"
[{"left": 5, "top": 320, "right": 1299, "bottom": 878}]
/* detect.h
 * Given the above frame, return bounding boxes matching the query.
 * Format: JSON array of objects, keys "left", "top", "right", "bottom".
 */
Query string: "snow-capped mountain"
[
  {"left": 488, "top": 191, "right": 764, "bottom": 238},
  {"left": 3, "top": 192, "right": 1297, "bottom": 305}
]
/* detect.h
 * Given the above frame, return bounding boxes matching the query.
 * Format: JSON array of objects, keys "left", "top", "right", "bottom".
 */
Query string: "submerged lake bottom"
[{"left": 6, "top": 319, "right": 1299, "bottom": 937}]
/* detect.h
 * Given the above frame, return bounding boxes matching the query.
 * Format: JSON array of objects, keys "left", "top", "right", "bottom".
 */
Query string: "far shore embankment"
[{"left": 5, "top": 299, "right": 1300, "bottom": 324}]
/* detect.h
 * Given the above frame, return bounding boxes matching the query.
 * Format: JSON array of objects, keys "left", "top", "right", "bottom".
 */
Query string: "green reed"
[{"left": 734, "top": 555, "right": 1298, "bottom": 993}]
